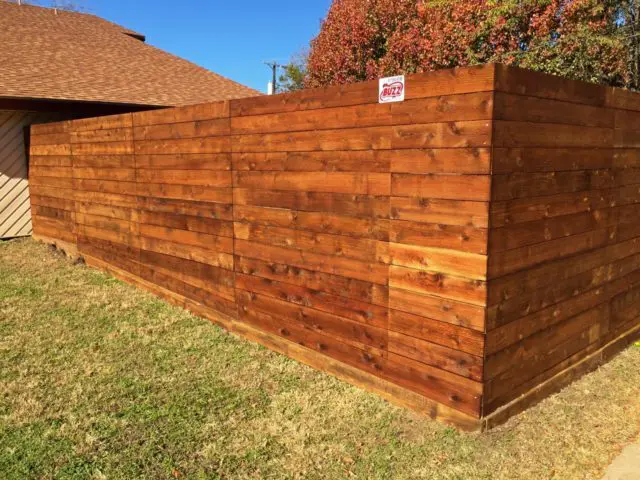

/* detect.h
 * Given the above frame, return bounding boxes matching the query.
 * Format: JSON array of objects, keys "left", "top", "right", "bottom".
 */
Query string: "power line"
[{"left": 264, "top": 61, "right": 284, "bottom": 94}]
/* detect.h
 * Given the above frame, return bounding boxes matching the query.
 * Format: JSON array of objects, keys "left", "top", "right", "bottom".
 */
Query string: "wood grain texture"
[
  {"left": 28, "top": 68, "right": 493, "bottom": 424},
  {"left": 28, "top": 64, "right": 640, "bottom": 429},
  {"left": 485, "top": 65, "right": 640, "bottom": 417}
]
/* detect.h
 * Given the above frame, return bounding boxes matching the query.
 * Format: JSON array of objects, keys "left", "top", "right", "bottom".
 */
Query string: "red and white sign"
[{"left": 379, "top": 75, "right": 405, "bottom": 103}]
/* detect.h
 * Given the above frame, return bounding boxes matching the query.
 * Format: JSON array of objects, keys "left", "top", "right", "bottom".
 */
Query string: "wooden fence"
[
  {"left": 483, "top": 67, "right": 640, "bottom": 426},
  {"left": 28, "top": 64, "right": 640, "bottom": 430}
]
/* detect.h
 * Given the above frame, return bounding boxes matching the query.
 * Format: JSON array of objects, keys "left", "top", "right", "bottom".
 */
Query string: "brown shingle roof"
[{"left": 0, "top": 1, "right": 260, "bottom": 106}]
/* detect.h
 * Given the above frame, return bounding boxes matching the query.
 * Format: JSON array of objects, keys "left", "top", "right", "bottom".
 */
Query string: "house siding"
[{"left": 0, "top": 110, "right": 59, "bottom": 238}]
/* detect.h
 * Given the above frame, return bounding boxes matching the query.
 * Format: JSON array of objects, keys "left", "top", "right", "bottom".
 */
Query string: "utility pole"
[{"left": 265, "top": 61, "right": 283, "bottom": 95}]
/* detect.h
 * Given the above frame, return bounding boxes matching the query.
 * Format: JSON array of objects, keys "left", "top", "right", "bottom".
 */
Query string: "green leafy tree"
[{"left": 278, "top": 51, "right": 308, "bottom": 92}]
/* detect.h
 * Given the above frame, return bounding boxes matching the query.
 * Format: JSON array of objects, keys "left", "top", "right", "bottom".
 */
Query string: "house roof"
[{"left": 0, "top": 1, "right": 259, "bottom": 107}]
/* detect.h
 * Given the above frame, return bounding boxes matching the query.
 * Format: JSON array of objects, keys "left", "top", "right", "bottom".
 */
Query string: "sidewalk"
[{"left": 602, "top": 442, "right": 640, "bottom": 479}]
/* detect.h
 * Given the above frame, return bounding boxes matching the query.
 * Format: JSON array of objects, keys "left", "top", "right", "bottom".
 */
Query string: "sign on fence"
[{"left": 379, "top": 75, "right": 405, "bottom": 103}]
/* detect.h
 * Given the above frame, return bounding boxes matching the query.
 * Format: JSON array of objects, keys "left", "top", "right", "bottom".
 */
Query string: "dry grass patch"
[{"left": 1, "top": 238, "right": 639, "bottom": 479}]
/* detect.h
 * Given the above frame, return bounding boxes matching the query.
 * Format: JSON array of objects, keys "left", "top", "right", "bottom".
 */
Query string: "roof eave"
[{"left": 0, "top": 95, "right": 168, "bottom": 114}]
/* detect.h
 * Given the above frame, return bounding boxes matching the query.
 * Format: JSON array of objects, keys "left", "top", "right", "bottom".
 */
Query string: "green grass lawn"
[{"left": 1, "top": 238, "right": 640, "bottom": 479}]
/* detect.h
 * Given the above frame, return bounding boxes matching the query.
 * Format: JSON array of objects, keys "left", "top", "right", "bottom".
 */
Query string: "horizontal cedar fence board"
[
  {"left": 494, "top": 63, "right": 640, "bottom": 112},
  {"left": 390, "top": 197, "right": 489, "bottom": 228},
  {"left": 493, "top": 121, "right": 613, "bottom": 148},
  {"left": 233, "top": 150, "right": 389, "bottom": 173},
  {"left": 30, "top": 120, "right": 71, "bottom": 135},
  {"left": 134, "top": 137, "right": 230, "bottom": 155},
  {"left": 236, "top": 288, "right": 389, "bottom": 351},
  {"left": 234, "top": 223, "right": 387, "bottom": 263},
  {"left": 229, "top": 121, "right": 492, "bottom": 152},
  {"left": 30, "top": 195, "right": 74, "bottom": 211},
  {"left": 490, "top": 169, "right": 640, "bottom": 202},
  {"left": 388, "top": 330, "right": 483, "bottom": 381},
  {"left": 29, "top": 155, "right": 73, "bottom": 167},
  {"left": 234, "top": 171, "right": 391, "bottom": 195},
  {"left": 489, "top": 184, "right": 640, "bottom": 229},
  {"left": 72, "top": 167, "right": 136, "bottom": 181},
  {"left": 492, "top": 148, "right": 618, "bottom": 174},
  {"left": 232, "top": 148, "right": 490, "bottom": 175},
  {"left": 133, "top": 118, "right": 231, "bottom": 140},
  {"left": 607, "top": 87, "right": 640, "bottom": 112},
  {"left": 71, "top": 141, "right": 133, "bottom": 155},
  {"left": 137, "top": 197, "right": 233, "bottom": 220},
  {"left": 389, "top": 148, "right": 490, "bottom": 174},
  {"left": 132, "top": 102, "right": 229, "bottom": 127},
  {"left": 30, "top": 143, "right": 72, "bottom": 156},
  {"left": 389, "top": 266, "right": 486, "bottom": 306},
  {"left": 71, "top": 127, "right": 133, "bottom": 144},
  {"left": 29, "top": 166, "right": 73, "bottom": 178},
  {"left": 137, "top": 169, "right": 232, "bottom": 186},
  {"left": 233, "top": 205, "right": 389, "bottom": 239},
  {"left": 614, "top": 108, "right": 640, "bottom": 129},
  {"left": 28, "top": 65, "right": 640, "bottom": 428},
  {"left": 135, "top": 153, "right": 231, "bottom": 170},
  {"left": 493, "top": 64, "right": 608, "bottom": 107},
  {"left": 136, "top": 184, "right": 232, "bottom": 204},
  {"left": 234, "top": 189, "right": 390, "bottom": 219},
  {"left": 390, "top": 219, "right": 487, "bottom": 254},
  {"left": 391, "top": 174, "right": 490, "bottom": 201},
  {"left": 72, "top": 154, "right": 136, "bottom": 168},
  {"left": 30, "top": 132, "right": 72, "bottom": 146},
  {"left": 493, "top": 91, "right": 614, "bottom": 128},
  {"left": 71, "top": 112, "right": 133, "bottom": 131},
  {"left": 387, "top": 243, "right": 487, "bottom": 280}
]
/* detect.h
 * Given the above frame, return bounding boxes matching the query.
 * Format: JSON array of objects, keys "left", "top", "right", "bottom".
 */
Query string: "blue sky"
[{"left": 89, "top": 0, "right": 333, "bottom": 93}]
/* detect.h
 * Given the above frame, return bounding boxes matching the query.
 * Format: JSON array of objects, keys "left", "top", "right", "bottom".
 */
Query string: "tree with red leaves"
[{"left": 306, "top": 0, "right": 636, "bottom": 90}]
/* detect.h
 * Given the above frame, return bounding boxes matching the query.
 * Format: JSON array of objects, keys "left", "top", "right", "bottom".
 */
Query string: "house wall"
[{"left": 0, "top": 110, "right": 61, "bottom": 238}]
